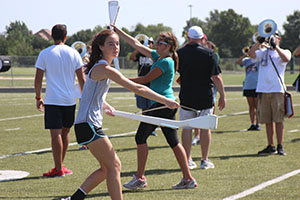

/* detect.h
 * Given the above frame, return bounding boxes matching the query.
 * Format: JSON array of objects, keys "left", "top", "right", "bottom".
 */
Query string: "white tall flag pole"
[{"left": 108, "top": 0, "right": 120, "bottom": 71}]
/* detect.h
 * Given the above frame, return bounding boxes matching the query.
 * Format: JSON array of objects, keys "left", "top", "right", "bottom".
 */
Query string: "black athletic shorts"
[
  {"left": 74, "top": 122, "right": 107, "bottom": 145},
  {"left": 44, "top": 105, "right": 76, "bottom": 129},
  {"left": 243, "top": 89, "right": 258, "bottom": 97}
]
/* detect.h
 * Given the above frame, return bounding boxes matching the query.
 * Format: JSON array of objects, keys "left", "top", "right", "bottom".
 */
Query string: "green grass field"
[{"left": 0, "top": 91, "right": 300, "bottom": 200}]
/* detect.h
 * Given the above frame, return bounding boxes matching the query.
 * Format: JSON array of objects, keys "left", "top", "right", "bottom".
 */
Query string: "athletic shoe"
[
  {"left": 123, "top": 174, "right": 148, "bottom": 189},
  {"left": 277, "top": 144, "right": 287, "bottom": 156},
  {"left": 188, "top": 160, "right": 197, "bottom": 170},
  {"left": 43, "top": 168, "right": 65, "bottom": 177},
  {"left": 61, "top": 197, "right": 71, "bottom": 200},
  {"left": 79, "top": 145, "right": 88, "bottom": 150},
  {"left": 62, "top": 165, "right": 73, "bottom": 175},
  {"left": 247, "top": 124, "right": 256, "bottom": 131},
  {"left": 258, "top": 145, "right": 277, "bottom": 155},
  {"left": 172, "top": 178, "right": 198, "bottom": 189},
  {"left": 192, "top": 136, "right": 200, "bottom": 145},
  {"left": 255, "top": 124, "right": 261, "bottom": 131},
  {"left": 200, "top": 160, "right": 215, "bottom": 169}
]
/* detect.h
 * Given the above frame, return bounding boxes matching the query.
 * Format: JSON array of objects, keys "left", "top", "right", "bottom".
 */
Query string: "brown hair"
[
  {"left": 51, "top": 24, "right": 67, "bottom": 41},
  {"left": 84, "top": 29, "right": 117, "bottom": 74},
  {"left": 158, "top": 32, "right": 179, "bottom": 72}
]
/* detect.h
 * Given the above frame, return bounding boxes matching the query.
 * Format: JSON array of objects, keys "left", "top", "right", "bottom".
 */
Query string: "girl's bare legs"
[
  {"left": 172, "top": 144, "right": 193, "bottom": 180},
  {"left": 80, "top": 137, "right": 122, "bottom": 200}
]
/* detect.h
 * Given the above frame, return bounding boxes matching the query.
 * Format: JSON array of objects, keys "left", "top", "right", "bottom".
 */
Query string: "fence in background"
[
  {"left": 3, "top": 55, "right": 300, "bottom": 71},
  {"left": 0, "top": 56, "right": 299, "bottom": 87}
]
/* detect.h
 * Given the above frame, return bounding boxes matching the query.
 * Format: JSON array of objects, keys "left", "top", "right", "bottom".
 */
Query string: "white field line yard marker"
[
  {"left": 5, "top": 128, "right": 20, "bottom": 131},
  {"left": 218, "top": 111, "right": 248, "bottom": 118},
  {"left": 0, "top": 129, "right": 134, "bottom": 160},
  {"left": 0, "top": 114, "right": 43, "bottom": 122},
  {"left": 222, "top": 168, "right": 300, "bottom": 200},
  {"left": 288, "top": 129, "right": 299, "bottom": 133}
]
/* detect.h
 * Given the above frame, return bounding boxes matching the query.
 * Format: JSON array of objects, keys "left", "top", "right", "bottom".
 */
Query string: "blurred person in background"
[
  {"left": 236, "top": 45, "right": 260, "bottom": 131},
  {"left": 130, "top": 36, "right": 157, "bottom": 136}
]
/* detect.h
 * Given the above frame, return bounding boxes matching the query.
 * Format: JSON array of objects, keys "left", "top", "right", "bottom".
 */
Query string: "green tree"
[
  {"left": 281, "top": 10, "right": 300, "bottom": 52},
  {"left": 5, "top": 21, "right": 34, "bottom": 56},
  {"left": 208, "top": 9, "right": 254, "bottom": 58},
  {"left": 31, "top": 34, "right": 52, "bottom": 55},
  {"left": 130, "top": 23, "right": 172, "bottom": 42},
  {"left": 0, "top": 34, "right": 8, "bottom": 55},
  {"left": 119, "top": 23, "right": 173, "bottom": 57},
  {"left": 66, "top": 29, "right": 95, "bottom": 46},
  {"left": 92, "top": 25, "right": 105, "bottom": 35},
  {"left": 181, "top": 9, "right": 255, "bottom": 58}
]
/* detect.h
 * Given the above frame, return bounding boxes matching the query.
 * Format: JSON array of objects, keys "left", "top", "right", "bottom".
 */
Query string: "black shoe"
[
  {"left": 277, "top": 144, "right": 287, "bottom": 156},
  {"left": 258, "top": 145, "right": 277, "bottom": 155},
  {"left": 247, "top": 125, "right": 256, "bottom": 131},
  {"left": 255, "top": 124, "right": 261, "bottom": 131}
]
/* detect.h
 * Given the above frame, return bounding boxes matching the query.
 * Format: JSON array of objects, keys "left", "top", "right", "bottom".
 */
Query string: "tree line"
[{"left": 1, "top": 9, "right": 299, "bottom": 58}]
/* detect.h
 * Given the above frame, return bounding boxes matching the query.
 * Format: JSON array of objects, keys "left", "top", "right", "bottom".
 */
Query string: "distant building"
[{"left": 34, "top": 29, "right": 51, "bottom": 41}]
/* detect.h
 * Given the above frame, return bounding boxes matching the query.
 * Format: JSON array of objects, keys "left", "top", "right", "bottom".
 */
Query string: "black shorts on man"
[{"left": 44, "top": 105, "right": 76, "bottom": 129}]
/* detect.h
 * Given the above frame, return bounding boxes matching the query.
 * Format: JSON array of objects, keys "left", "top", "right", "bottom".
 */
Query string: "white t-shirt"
[
  {"left": 35, "top": 44, "right": 83, "bottom": 105},
  {"left": 255, "top": 48, "right": 291, "bottom": 93}
]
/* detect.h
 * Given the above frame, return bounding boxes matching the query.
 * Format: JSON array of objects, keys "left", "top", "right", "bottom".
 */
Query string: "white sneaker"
[
  {"left": 192, "top": 136, "right": 200, "bottom": 145},
  {"left": 123, "top": 174, "right": 148, "bottom": 189},
  {"left": 61, "top": 197, "right": 71, "bottom": 200},
  {"left": 188, "top": 160, "right": 197, "bottom": 170},
  {"left": 200, "top": 160, "right": 215, "bottom": 169},
  {"left": 172, "top": 178, "right": 198, "bottom": 189}
]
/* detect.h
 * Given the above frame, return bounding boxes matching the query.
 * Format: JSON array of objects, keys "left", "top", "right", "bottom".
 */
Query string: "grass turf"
[{"left": 0, "top": 91, "right": 300, "bottom": 200}]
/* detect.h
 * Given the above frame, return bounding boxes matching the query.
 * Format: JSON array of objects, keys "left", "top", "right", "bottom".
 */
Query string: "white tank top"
[{"left": 75, "top": 59, "right": 110, "bottom": 128}]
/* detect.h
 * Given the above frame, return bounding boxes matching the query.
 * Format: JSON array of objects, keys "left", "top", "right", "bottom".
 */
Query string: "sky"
[{"left": 0, "top": 0, "right": 299, "bottom": 44}]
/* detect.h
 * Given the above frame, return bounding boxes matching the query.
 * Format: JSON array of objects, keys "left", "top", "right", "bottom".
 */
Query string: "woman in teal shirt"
[{"left": 112, "top": 25, "right": 197, "bottom": 190}]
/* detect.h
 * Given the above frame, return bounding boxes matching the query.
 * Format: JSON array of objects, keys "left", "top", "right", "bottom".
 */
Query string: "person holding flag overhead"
[{"left": 112, "top": 24, "right": 198, "bottom": 190}]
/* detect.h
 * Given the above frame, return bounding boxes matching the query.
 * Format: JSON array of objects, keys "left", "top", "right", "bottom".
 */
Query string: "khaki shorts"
[
  {"left": 179, "top": 107, "right": 213, "bottom": 129},
  {"left": 257, "top": 93, "right": 285, "bottom": 123}
]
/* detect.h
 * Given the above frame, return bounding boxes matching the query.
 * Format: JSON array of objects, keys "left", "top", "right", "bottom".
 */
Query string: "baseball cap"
[
  {"left": 148, "top": 37, "right": 154, "bottom": 43},
  {"left": 274, "top": 30, "right": 281, "bottom": 37},
  {"left": 188, "top": 26, "right": 204, "bottom": 39}
]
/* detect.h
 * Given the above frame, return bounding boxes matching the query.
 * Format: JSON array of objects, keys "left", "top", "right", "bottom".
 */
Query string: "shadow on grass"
[
  {"left": 52, "top": 187, "right": 174, "bottom": 200},
  {"left": 291, "top": 138, "right": 300, "bottom": 143},
  {"left": 115, "top": 145, "right": 170, "bottom": 153},
  {"left": 212, "top": 129, "right": 248, "bottom": 134},
  {"left": 121, "top": 168, "right": 181, "bottom": 178},
  {"left": 0, "top": 196, "right": 62, "bottom": 199},
  {"left": 193, "top": 153, "right": 267, "bottom": 161}
]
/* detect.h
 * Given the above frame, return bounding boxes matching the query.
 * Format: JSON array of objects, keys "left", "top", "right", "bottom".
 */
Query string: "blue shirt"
[
  {"left": 241, "top": 57, "right": 259, "bottom": 90},
  {"left": 150, "top": 50, "right": 176, "bottom": 104}
]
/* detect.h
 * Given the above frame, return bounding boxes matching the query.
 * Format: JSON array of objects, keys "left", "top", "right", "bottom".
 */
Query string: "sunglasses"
[{"left": 156, "top": 40, "right": 169, "bottom": 46}]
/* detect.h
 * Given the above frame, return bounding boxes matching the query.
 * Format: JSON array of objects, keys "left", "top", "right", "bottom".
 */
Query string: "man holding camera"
[{"left": 248, "top": 31, "right": 291, "bottom": 156}]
